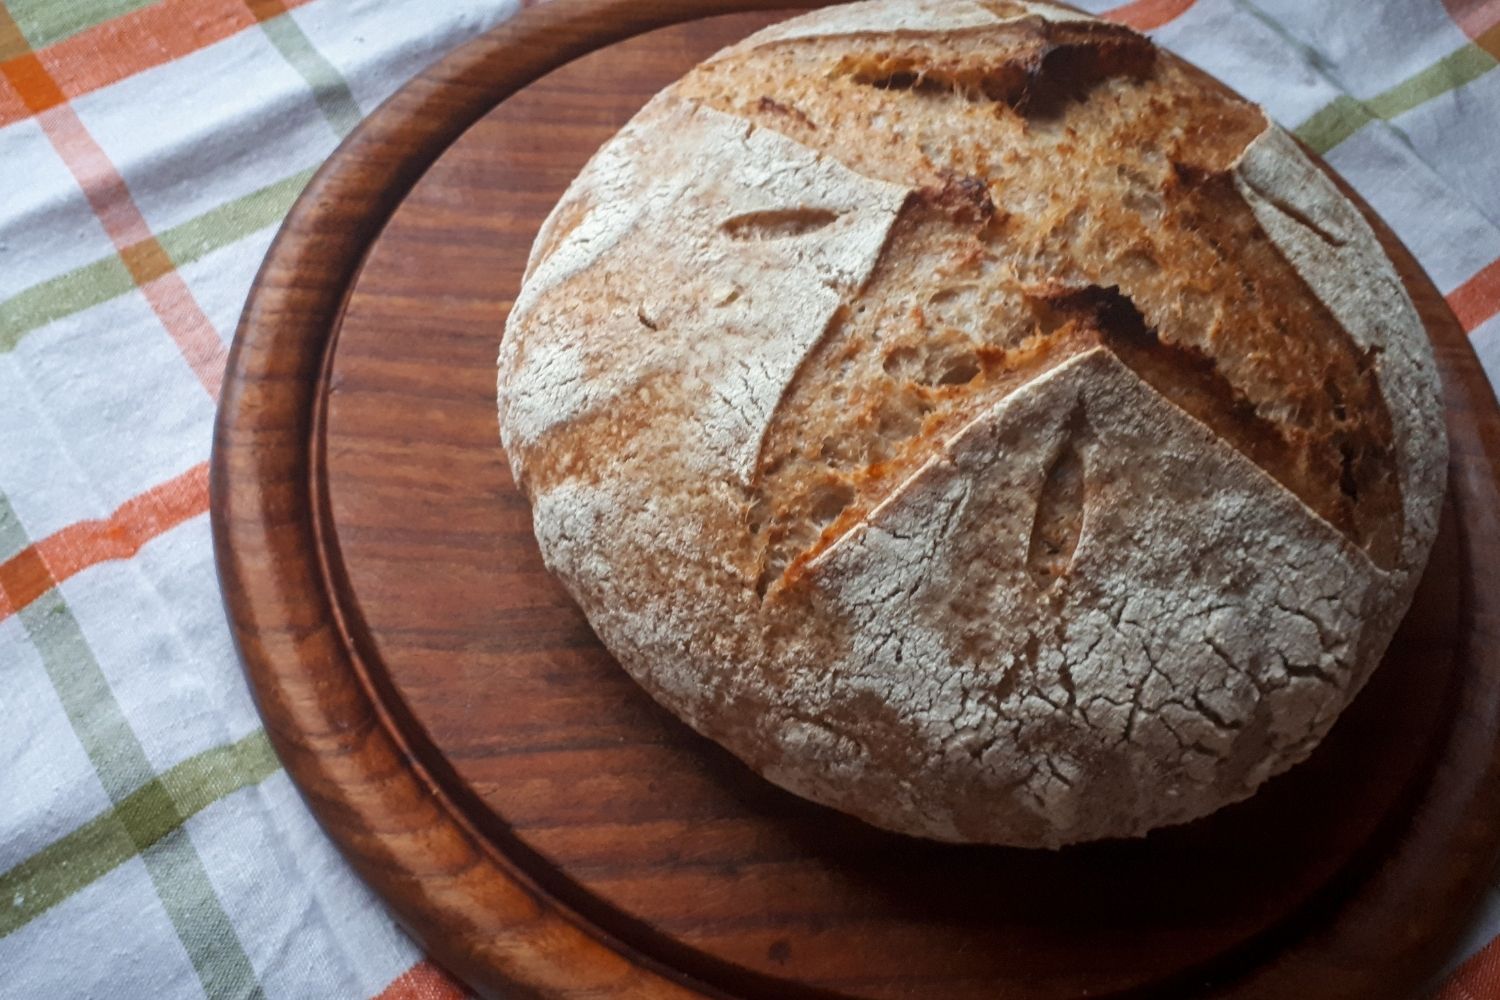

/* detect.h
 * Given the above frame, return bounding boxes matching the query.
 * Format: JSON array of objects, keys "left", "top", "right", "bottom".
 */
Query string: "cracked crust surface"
[{"left": 496, "top": 0, "right": 1446, "bottom": 846}]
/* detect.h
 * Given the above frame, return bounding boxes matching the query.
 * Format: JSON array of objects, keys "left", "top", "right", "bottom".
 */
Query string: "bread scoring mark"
[
  {"left": 682, "top": 16, "right": 1411, "bottom": 578},
  {"left": 1026, "top": 404, "right": 1088, "bottom": 590},
  {"left": 759, "top": 267, "right": 1387, "bottom": 608},
  {"left": 758, "top": 272, "right": 1366, "bottom": 601},
  {"left": 1232, "top": 124, "right": 1444, "bottom": 578},
  {"left": 500, "top": 97, "right": 910, "bottom": 492},
  {"left": 722, "top": 207, "right": 841, "bottom": 240},
  {"left": 800, "top": 348, "right": 1378, "bottom": 843},
  {"left": 753, "top": 197, "right": 1107, "bottom": 600},
  {"left": 833, "top": 16, "right": 1154, "bottom": 116},
  {"left": 1233, "top": 166, "right": 1347, "bottom": 249},
  {"left": 1028, "top": 284, "right": 1404, "bottom": 569}
]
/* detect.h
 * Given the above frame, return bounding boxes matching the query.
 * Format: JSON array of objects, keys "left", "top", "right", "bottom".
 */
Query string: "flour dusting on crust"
[
  {"left": 1233, "top": 124, "right": 1445, "bottom": 582},
  {"left": 500, "top": 95, "right": 907, "bottom": 486},
  {"left": 793, "top": 349, "right": 1379, "bottom": 844},
  {"left": 497, "top": 0, "right": 1446, "bottom": 847}
]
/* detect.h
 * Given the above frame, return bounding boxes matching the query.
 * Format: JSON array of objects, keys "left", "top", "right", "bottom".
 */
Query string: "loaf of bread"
[{"left": 497, "top": 0, "right": 1447, "bottom": 847}]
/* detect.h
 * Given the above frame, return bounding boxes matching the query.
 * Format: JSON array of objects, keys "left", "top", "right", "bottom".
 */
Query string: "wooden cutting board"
[{"left": 211, "top": 2, "right": 1500, "bottom": 997}]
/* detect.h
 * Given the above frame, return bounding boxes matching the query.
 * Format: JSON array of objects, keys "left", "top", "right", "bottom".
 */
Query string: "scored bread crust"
[{"left": 497, "top": 0, "right": 1446, "bottom": 846}]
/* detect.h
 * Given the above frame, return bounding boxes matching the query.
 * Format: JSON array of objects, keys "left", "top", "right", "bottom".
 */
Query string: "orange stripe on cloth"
[
  {"left": 1442, "top": 0, "right": 1500, "bottom": 60},
  {"left": 33, "top": 102, "right": 226, "bottom": 395},
  {"left": 0, "top": 0, "right": 317, "bottom": 129},
  {"left": 0, "top": 71, "right": 24, "bottom": 120},
  {"left": 33, "top": 103, "right": 153, "bottom": 244},
  {"left": 0, "top": 463, "right": 209, "bottom": 623},
  {"left": 1101, "top": 0, "right": 1197, "bottom": 31},
  {"left": 1435, "top": 934, "right": 1500, "bottom": 999},
  {"left": 373, "top": 960, "right": 470, "bottom": 1000},
  {"left": 0, "top": 4, "right": 55, "bottom": 113},
  {"left": 1450, "top": 258, "right": 1500, "bottom": 333},
  {"left": 243, "top": 0, "right": 291, "bottom": 21},
  {"left": 139, "top": 272, "right": 229, "bottom": 388},
  {"left": 1, "top": 52, "right": 66, "bottom": 113}
]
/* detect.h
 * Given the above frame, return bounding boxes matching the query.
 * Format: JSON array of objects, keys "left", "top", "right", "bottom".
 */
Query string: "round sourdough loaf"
[{"left": 496, "top": 0, "right": 1447, "bottom": 847}]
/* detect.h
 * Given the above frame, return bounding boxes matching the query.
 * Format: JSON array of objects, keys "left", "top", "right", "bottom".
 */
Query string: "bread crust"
[{"left": 497, "top": 0, "right": 1446, "bottom": 846}]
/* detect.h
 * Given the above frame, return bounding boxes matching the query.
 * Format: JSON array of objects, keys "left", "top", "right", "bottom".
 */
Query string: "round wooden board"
[{"left": 212, "top": 3, "right": 1500, "bottom": 998}]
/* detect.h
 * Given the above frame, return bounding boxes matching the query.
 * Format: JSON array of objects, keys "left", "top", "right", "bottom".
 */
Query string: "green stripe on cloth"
[
  {"left": 19, "top": 594, "right": 155, "bottom": 802},
  {"left": 1366, "top": 41, "right": 1497, "bottom": 117},
  {"left": 0, "top": 257, "right": 135, "bottom": 352},
  {"left": 158, "top": 168, "right": 314, "bottom": 265},
  {"left": 0, "top": 1, "right": 29, "bottom": 61},
  {"left": 1297, "top": 40, "right": 1498, "bottom": 152},
  {"left": 0, "top": 493, "right": 264, "bottom": 997},
  {"left": 0, "top": 491, "right": 27, "bottom": 561},
  {"left": 0, "top": 731, "right": 279, "bottom": 936},
  {"left": 2, "top": 0, "right": 153, "bottom": 49},
  {"left": 258, "top": 13, "right": 362, "bottom": 137},
  {"left": 1295, "top": 97, "right": 1374, "bottom": 156},
  {"left": 143, "top": 830, "right": 266, "bottom": 1000},
  {"left": 0, "top": 168, "right": 313, "bottom": 351}
]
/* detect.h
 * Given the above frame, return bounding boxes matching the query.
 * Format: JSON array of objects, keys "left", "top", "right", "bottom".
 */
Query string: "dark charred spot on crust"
[
  {"left": 914, "top": 172, "right": 997, "bottom": 225},
  {"left": 1026, "top": 283, "right": 1402, "bottom": 559},
  {"left": 1031, "top": 284, "right": 1296, "bottom": 483},
  {"left": 837, "top": 18, "right": 1155, "bottom": 117},
  {"left": 1018, "top": 26, "right": 1157, "bottom": 118},
  {"left": 1027, "top": 283, "right": 1151, "bottom": 343},
  {"left": 1169, "top": 158, "right": 1213, "bottom": 188}
]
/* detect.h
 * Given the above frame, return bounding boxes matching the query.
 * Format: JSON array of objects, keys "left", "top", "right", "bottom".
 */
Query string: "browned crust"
[
  {"left": 675, "top": 10, "right": 1404, "bottom": 585},
  {"left": 498, "top": 0, "right": 1443, "bottom": 848}
]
